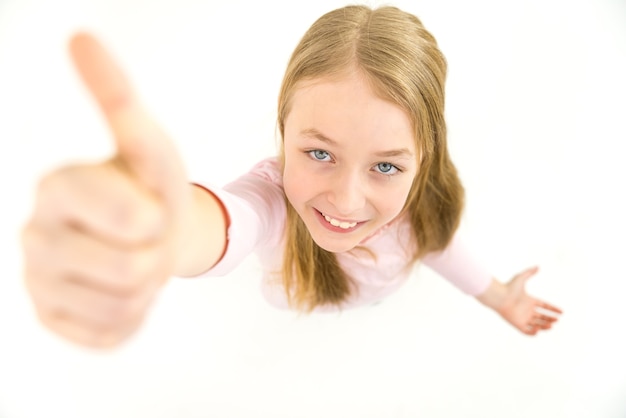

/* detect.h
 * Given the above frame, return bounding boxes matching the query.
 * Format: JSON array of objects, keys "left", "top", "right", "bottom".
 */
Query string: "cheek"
[
  {"left": 374, "top": 179, "right": 414, "bottom": 216},
  {"left": 283, "top": 161, "right": 312, "bottom": 206}
]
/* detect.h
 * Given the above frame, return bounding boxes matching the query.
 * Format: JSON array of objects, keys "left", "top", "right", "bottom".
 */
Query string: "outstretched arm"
[
  {"left": 20, "top": 33, "right": 228, "bottom": 348},
  {"left": 475, "top": 266, "right": 562, "bottom": 336}
]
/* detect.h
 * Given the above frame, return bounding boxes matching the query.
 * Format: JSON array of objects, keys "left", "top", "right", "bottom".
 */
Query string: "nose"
[{"left": 327, "top": 168, "right": 366, "bottom": 216}]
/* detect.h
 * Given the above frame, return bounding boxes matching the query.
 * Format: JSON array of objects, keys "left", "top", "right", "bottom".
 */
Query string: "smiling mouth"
[{"left": 320, "top": 212, "right": 358, "bottom": 229}]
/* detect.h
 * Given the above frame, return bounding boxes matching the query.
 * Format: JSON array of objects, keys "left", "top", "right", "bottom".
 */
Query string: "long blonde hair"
[{"left": 277, "top": 5, "right": 464, "bottom": 311}]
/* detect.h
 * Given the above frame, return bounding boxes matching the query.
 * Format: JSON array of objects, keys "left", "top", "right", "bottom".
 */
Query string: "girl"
[{"left": 21, "top": 5, "right": 561, "bottom": 348}]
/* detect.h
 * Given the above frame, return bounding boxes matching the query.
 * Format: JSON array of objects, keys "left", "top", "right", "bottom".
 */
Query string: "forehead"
[{"left": 285, "top": 73, "right": 416, "bottom": 152}]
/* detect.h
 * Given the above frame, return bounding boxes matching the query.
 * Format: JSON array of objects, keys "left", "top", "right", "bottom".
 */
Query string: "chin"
[
  {"left": 314, "top": 240, "right": 356, "bottom": 254},
  {"left": 307, "top": 229, "right": 362, "bottom": 253}
]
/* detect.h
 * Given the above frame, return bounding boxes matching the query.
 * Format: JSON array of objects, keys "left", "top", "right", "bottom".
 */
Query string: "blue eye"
[
  {"left": 375, "top": 162, "right": 399, "bottom": 175},
  {"left": 308, "top": 150, "right": 331, "bottom": 161}
]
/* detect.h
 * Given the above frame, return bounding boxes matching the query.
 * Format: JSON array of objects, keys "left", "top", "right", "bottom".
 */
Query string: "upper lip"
[{"left": 317, "top": 209, "right": 363, "bottom": 224}]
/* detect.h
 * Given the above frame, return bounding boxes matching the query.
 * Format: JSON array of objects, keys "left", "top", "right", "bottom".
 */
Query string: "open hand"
[{"left": 497, "top": 266, "right": 562, "bottom": 336}]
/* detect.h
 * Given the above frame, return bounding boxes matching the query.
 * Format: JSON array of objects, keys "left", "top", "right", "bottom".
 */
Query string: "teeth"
[{"left": 323, "top": 214, "right": 357, "bottom": 229}]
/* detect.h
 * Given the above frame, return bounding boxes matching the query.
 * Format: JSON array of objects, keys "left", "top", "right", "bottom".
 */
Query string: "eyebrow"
[{"left": 300, "top": 128, "right": 414, "bottom": 158}]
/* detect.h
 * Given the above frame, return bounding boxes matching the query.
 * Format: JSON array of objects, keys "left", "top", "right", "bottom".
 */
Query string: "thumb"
[
  {"left": 510, "top": 265, "right": 539, "bottom": 292},
  {"left": 68, "top": 32, "right": 187, "bottom": 210}
]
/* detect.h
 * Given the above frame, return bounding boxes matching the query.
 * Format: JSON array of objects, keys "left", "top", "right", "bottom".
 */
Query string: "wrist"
[
  {"left": 173, "top": 183, "right": 228, "bottom": 277},
  {"left": 475, "top": 278, "right": 508, "bottom": 313}
]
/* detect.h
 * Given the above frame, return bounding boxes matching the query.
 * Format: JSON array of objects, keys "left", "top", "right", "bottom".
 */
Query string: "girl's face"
[{"left": 282, "top": 72, "right": 419, "bottom": 253}]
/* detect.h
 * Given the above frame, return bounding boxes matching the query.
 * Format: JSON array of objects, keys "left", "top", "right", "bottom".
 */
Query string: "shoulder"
[
  {"left": 223, "top": 156, "right": 285, "bottom": 202},
  {"left": 246, "top": 157, "right": 283, "bottom": 186}
]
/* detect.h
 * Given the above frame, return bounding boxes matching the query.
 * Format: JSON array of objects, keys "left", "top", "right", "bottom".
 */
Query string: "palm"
[{"left": 498, "top": 267, "right": 562, "bottom": 336}]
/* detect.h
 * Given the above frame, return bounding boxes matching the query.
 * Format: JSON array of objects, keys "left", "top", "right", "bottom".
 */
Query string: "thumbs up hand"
[{"left": 21, "top": 33, "right": 203, "bottom": 348}]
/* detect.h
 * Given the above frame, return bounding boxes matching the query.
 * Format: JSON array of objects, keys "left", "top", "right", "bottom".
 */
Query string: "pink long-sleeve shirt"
[{"left": 198, "top": 158, "right": 492, "bottom": 312}]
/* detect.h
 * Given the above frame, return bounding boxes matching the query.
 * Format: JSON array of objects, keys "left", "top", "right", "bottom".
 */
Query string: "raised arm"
[{"left": 20, "top": 33, "right": 226, "bottom": 348}]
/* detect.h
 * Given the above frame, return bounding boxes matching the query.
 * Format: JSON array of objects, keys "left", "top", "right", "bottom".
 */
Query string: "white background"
[{"left": 1, "top": 0, "right": 625, "bottom": 417}]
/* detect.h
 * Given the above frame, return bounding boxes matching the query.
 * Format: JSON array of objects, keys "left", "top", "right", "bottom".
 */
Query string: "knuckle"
[
  {"left": 36, "top": 167, "right": 75, "bottom": 204},
  {"left": 21, "top": 222, "right": 54, "bottom": 266},
  {"left": 106, "top": 200, "right": 164, "bottom": 244},
  {"left": 108, "top": 198, "right": 137, "bottom": 233},
  {"left": 90, "top": 316, "right": 143, "bottom": 349},
  {"left": 101, "top": 297, "right": 143, "bottom": 324},
  {"left": 82, "top": 328, "right": 125, "bottom": 349},
  {"left": 20, "top": 222, "right": 40, "bottom": 255},
  {"left": 35, "top": 170, "right": 59, "bottom": 197},
  {"left": 35, "top": 305, "right": 130, "bottom": 350},
  {"left": 111, "top": 253, "right": 147, "bottom": 288},
  {"left": 33, "top": 304, "right": 55, "bottom": 328},
  {"left": 22, "top": 271, "right": 46, "bottom": 302},
  {"left": 33, "top": 165, "right": 88, "bottom": 225},
  {"left": 107, "top": 190, "right": 164, "bottom": 242},
  {"left": 140, "top": 202, "right": 165, "bottom": 239},
  {"left": 111, "top": 281, "right": 144, "bottom": 300},
  {"left": 109, "top": 249, "right": 161, "bottom": 295},
  {"left": 35, "top": 163, "right": 165, "bottom": 244},
  {"left": 62, "top": 315, "right": 128, "bottom": 349}
]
